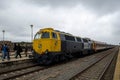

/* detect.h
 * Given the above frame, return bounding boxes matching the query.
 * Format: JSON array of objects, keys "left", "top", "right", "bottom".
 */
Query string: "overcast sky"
[{"left": 0, "top": 0, "right": 120, "bottom": 45}]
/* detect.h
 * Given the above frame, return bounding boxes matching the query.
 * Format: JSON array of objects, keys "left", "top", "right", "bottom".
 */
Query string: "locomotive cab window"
[
  {"left": 41, "top": 32, "right": 50, "bottom": 38},
  {"left": 52, "top": 32, "right": 57, "bottom": 39},
  {"left": 34, "top": 32, "right": 50, "bottom": 39},
  {"left": 34, "top": 33, "right": 41, "bottom": 39}
]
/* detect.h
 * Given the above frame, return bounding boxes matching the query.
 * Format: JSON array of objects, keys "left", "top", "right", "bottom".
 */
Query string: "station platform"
[
  {"left": 0, "top": 51, "right": 32, "bottom": 64},
  {"left": 114, "top": 47, "right": 120, "bottom": 80}
]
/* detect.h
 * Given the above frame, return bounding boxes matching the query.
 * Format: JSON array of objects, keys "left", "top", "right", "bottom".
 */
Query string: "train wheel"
[
  {"left": 37, "top": 54, "right": 53, "bottom": 65},
  {"left": 44, "top": 54, "right": 53, "bottom": 65},
  {"left": 44, "top": 59, "right": 52, "bottom": 65},
  {"left": 54, "top": 55, "right": 59, "bottom": 63},
  {"left": 56, "top": 55, "right": 59, "bottom": 62},
  {"left": 65, "top": 53, "right": 73, "bottom": 59},
  {"left": 60, "top": 54, "right": 66, "bottom": 61}
]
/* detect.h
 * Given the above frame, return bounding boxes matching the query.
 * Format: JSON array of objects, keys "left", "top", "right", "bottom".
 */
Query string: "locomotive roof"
[
  {"left": 38, "top": 28, "right": 73, "bottom": 36},
  {"left": 55, "top": 30, "right": 73, "bottom": 36},
  {"left": 39, "top": 28, "right": 54, "bottom": 31}
]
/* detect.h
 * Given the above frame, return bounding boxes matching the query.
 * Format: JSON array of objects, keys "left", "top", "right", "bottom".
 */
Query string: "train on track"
[{"left": 32, "top": 28, "right": 114, "bottom": 65}]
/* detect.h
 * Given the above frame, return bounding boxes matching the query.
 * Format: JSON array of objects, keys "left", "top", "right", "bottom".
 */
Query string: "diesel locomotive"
[{"left": 32, "top": 28, "right": 113, "bottom": 64}]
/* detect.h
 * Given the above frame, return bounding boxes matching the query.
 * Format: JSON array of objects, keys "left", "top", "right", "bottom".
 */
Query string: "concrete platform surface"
[
  {"left": 0, "top": 51, "right": 32, "bottom": 63},
  {"left": 113, "top": 47, "right": 120, "bottom": 80}
]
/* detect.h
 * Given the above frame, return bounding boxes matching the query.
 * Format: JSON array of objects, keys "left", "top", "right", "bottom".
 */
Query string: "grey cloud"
[
  {"left": 25, "top": 0, "right": 120, "bottom": 15},
  {"left": 112, "top": 19, "right": 120, "bottom": 36},
  {"left": 0, "top": 0, "right": 14, "bottom": 10},
  {"left": 0, "top": 13, "right": 30, "bottom": 41},
  {"left": 1, "top": 0, "right": 120, "bottom": 14},
  {"left": 80, "top": 0, "right": 120, "bottom": 15},
  {"left": 24, "top": 0, "right": 80, "bottom": 7}
]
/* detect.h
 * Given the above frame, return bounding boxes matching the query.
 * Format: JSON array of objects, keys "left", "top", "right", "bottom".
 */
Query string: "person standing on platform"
[
  {"left": 13, "top": 43, "right": 17, "bottom": 57},
  {"left": 24, "top": 45, "right": 28, "bottom": 57},
  {"left": 15, "top": 43, "right": 22, "bottom": 58},
  {"left": 7, "top": 46, "right": 10, "bottom": 60},
  {"left": 2, "top": 44, "right": 10, "bottom": 61},
  {"left": 1, "top": 44, "right": 4, "bottom": 60}
]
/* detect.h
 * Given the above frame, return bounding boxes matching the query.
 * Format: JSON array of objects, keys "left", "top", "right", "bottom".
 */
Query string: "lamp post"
[
  {"left": 2, "top": 30, "right": 5, "bottom": 42},
  {"left": 30, "top": 25, "right": 33, "bottom": 42}
]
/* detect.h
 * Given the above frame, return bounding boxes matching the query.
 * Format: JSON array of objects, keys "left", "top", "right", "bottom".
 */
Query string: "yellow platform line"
[{"left": 114, "top": 47, "right": 120, "bottom": 80}]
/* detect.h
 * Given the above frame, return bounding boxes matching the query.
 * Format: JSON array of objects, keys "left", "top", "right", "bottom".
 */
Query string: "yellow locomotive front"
[{"left": 33, "top": 28, "right": 61, "bottom": 55}]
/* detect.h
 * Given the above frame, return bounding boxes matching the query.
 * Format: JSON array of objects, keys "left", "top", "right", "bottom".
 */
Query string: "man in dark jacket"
[
  {"left": 15, "top": 44, "right": 22, "bottom": 58},
  {"left": 14, "top": 43, "right": 17, "bottom": 57}
]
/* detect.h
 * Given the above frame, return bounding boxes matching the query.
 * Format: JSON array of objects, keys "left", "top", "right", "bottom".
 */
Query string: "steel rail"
[
  {"left": 70, "top": 48, "right": 117, "bottom": 80},
  {"left": 98, "top": 48, "right": 119, "bottom": 80}
]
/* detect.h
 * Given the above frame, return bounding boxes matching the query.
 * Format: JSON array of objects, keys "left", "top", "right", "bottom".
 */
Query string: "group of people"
[{"left": 0, "top": 43, "right": 28, "bottom": 61}]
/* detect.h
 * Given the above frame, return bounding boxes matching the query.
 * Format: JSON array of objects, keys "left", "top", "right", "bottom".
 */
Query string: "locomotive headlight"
[
  {"left": 45, "top": 49, "right": 48, "bottom": 54},
  {"left": 38, "top": 44, "right": 42, "bottom": 48}
]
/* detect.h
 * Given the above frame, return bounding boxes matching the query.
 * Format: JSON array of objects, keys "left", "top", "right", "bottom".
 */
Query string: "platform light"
[
  {"left": 30, "top": 25, "right": 33, "bottom": 42},
  {"left": 2, "top": 30, "right": 5, "bottom": 42}
]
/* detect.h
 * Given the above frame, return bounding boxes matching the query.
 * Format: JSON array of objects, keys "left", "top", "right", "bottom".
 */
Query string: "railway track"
[
  {"left": 0, "top": 63, "right": 46, "bottom": 80},
  {"left": 0, "top": 63, "right": 39, "bottom": 75},
  {"left": 0, "top": 58, "right": 33, "bottom": 68},
  {"left": 70, "top": 47, "right": 118, "bottom": 80},
  {"left": 17, "top": 48, "right": 117, "bottom": 80},
  {"left": 0, "top": 57, "right": 74, "bottom": 80}
]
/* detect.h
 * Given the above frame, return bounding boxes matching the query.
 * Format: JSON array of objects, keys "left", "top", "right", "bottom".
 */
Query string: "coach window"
[
  {"left": 41, "top": 32, "right": 50, "bottom": 38},
  {"left": 60, "top": 34, "right": 65, "bottom": 40},
  {"left": 76, "top": 37, "right": 82, "bottom": 42},
  {"left": 52, "top": 32, "right": 57, "bottom": 39},
  {"left": 83, "top": 39, "right": 88, "bottom": 42},
  {"left": 65, "top": 35, "right": 75, "bottom": 41}
]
